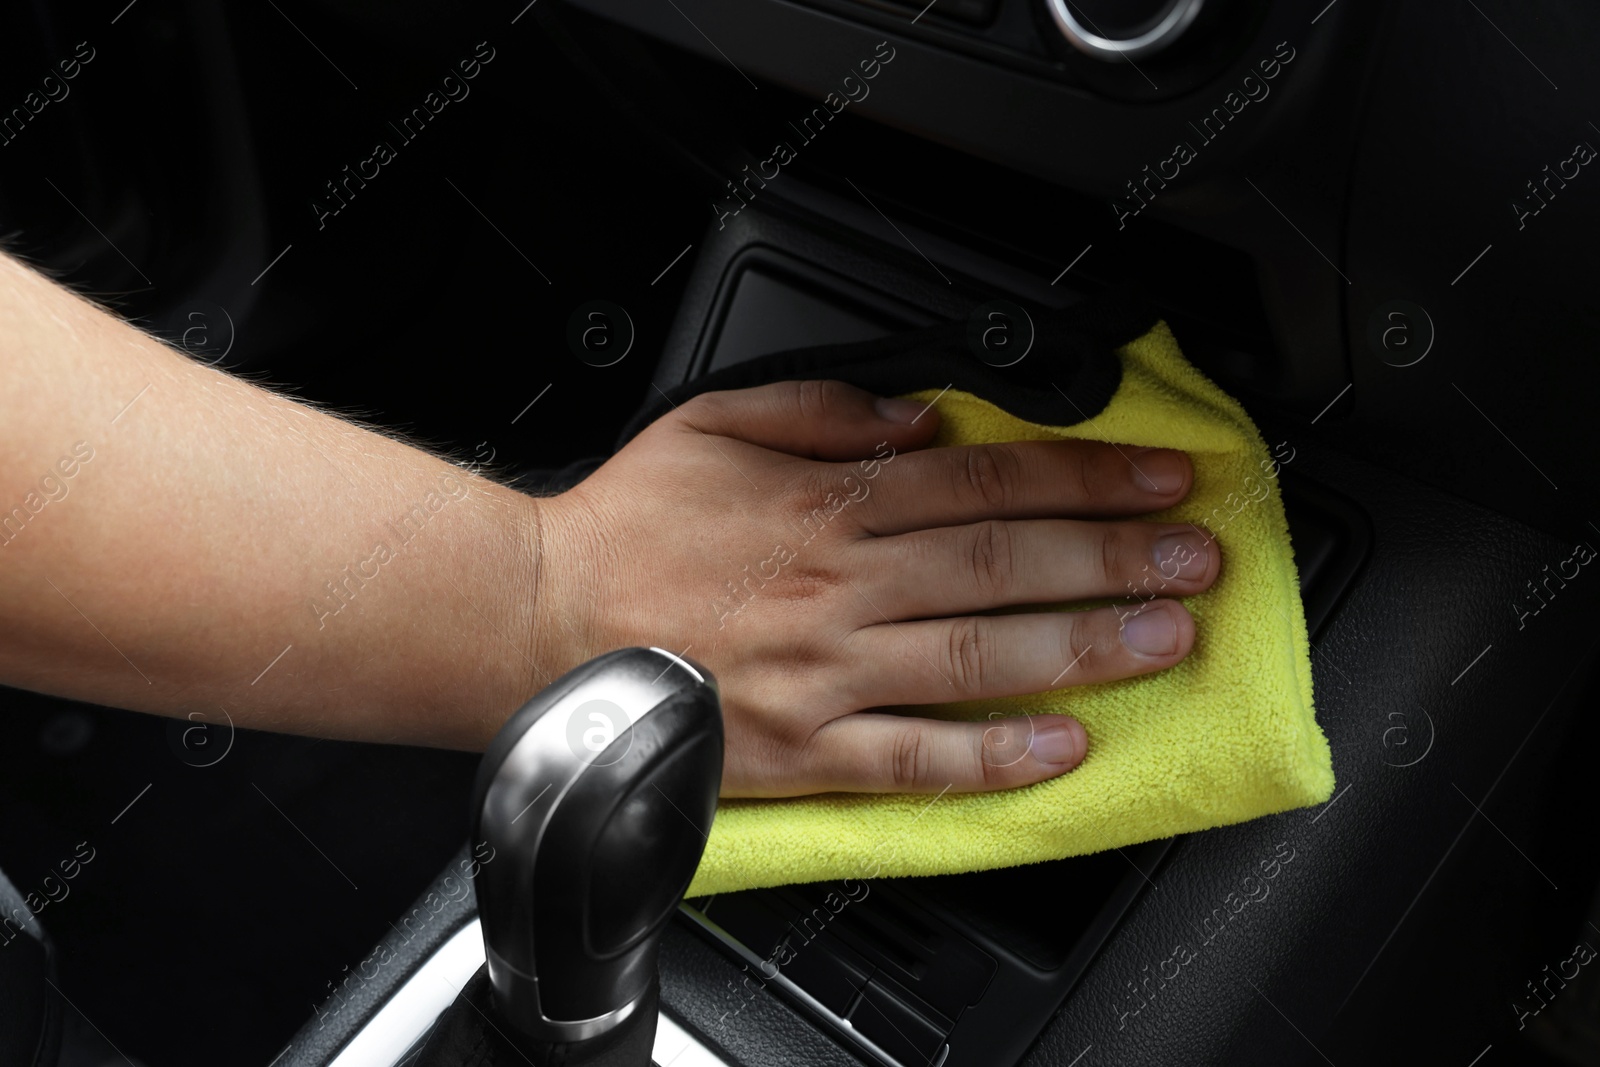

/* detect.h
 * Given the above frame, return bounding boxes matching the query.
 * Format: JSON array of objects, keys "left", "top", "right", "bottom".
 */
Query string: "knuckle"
[
  {"left": 975, "top": 722, "right": 1013, "bottom": 788},
  {"left": 1056, "top": 444, "right": 1094, "bottom": 508},
  {"left": 962, "top": 445, "right": 1018, "bottom": 511},
  {"left": 793, "top": 379, "right": 828, "bottom": 422},
  {"left": 788, "top": 468, "right": 854, "bottom": 541},
  {"left": 965, "top": 520, "right": 1014, "bottom": 597},
  {"left": 1098, "top": 526, "right": 1128, "bottom": 587},
  {"left": 1060, "top": 613, "right": 1102, "bottom": 674},
  {"left": 1066, "top": 442, "right": 1116, "bottom": 502},
  {"left": 1086, "top": 444, "right": 1117, "bottom": 497},
  {"left": 889, "top": 725, "right": 933, "bottom": 790},
  {"left": 1061, "top": 446, "right": 1094, "bottom": 502},
  {"left": 944, "top": 616, "right": 991, "bottom": 695},
  {"left": 788, "top": 463, "right": 832, "bottom": 506},
  {"left": 791, "top": 379, "right": 849, "bottom": 424},
  {"left": 768, "top": 703, "right": 823, "bottom": 757}
]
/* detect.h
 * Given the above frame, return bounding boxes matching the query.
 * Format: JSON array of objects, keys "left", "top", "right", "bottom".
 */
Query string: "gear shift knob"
[{"left": 471, "top": 646, "right": 723, "bottom": 1052}]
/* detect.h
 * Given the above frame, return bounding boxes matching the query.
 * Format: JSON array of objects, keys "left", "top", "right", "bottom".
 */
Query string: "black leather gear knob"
[{"left": 470, "top": 647, "right": 723, "bottom": 1047}]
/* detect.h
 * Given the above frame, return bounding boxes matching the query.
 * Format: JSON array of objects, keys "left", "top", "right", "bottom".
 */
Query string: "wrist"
[
  {"left": 476, "top": 485, "right": 553, "bottom": 748},
  {"left": 517, "top": 484, "right": 595, "bottom": 702}
]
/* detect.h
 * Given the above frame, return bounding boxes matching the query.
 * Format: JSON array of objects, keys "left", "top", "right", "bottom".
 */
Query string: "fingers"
[
  {"left": 848, "top": 439, "right": 1193, "bottom": 536},
  {"left": 671, "top": 379, "right": 940, "bottom": 461},
  {"left": 841, "top": 599, "right": 1195, "bottom": 709},
  {"left": 785, "top": 710, "right": 1089, "bottom": 794},
  {"left": 851, "top": 519, "right": 1220, "bottom": 619}
]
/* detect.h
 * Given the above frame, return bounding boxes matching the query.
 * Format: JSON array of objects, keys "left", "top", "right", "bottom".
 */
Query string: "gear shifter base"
[{"left": 413, "top": 965, "right": 659, "bottom": 1067}]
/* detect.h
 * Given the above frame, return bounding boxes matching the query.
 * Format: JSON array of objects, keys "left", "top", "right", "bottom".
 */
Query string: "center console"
[
  {"left": 276, "top": 152, "right": 1600, "bottom": 1061},
  {"left": 271, "top": 172, "right": 1431, "bottom": 1067}
]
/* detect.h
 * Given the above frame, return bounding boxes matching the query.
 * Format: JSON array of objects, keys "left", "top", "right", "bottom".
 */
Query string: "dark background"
[{"left": 0, "top": 3, "right": 713, "bottom": 1062}]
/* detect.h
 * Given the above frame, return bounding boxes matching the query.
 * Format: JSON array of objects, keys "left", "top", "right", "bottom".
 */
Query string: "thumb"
[{"left": 671, "top": 379, "right": 939, "bottom": 461}]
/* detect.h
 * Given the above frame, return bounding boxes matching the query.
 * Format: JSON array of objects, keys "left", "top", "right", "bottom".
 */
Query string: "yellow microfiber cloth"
[{"left": 683, "top": 319, "right": 1334, "bottom": 898}]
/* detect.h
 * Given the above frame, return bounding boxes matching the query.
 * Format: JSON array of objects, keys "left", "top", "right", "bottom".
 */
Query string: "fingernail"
[
  {"left": 1031, "top": 717, "right": 1086, "bottom": 766},
  {"left": 1153, "top": 532, "right": 1208, "bottom": 580},
  {"left": 1131, "top": 448, "right": 1187, "bottom": 494},
  {"left": 1122, "top": 604, "right": 1179, "bottom": 656},
  {"left": 875, "top": 396, "right": 927, "bottom": 424}
]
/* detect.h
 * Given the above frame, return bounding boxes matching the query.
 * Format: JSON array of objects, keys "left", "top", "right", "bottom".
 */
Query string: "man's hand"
[
  {"left": 531, "top": 380, "right": 1219, "bottom": 797},
  {"left": 0, "top": 252, "right": 1214, "bottom": 792}
]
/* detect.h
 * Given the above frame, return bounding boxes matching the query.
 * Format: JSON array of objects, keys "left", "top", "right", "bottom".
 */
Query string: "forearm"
[{"left": 0, "top": 254, "right": 543, "bottom": 748}]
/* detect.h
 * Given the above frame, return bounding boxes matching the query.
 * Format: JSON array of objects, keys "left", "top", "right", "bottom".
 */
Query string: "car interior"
[{"left": 2, "top": 0, "right": 1599, "bottom": 1064}]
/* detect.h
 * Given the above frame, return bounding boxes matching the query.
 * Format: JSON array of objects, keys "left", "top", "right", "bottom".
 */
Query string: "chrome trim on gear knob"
[{"left": 326, "top": 918, "right": 731, "bottom": 1067}]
